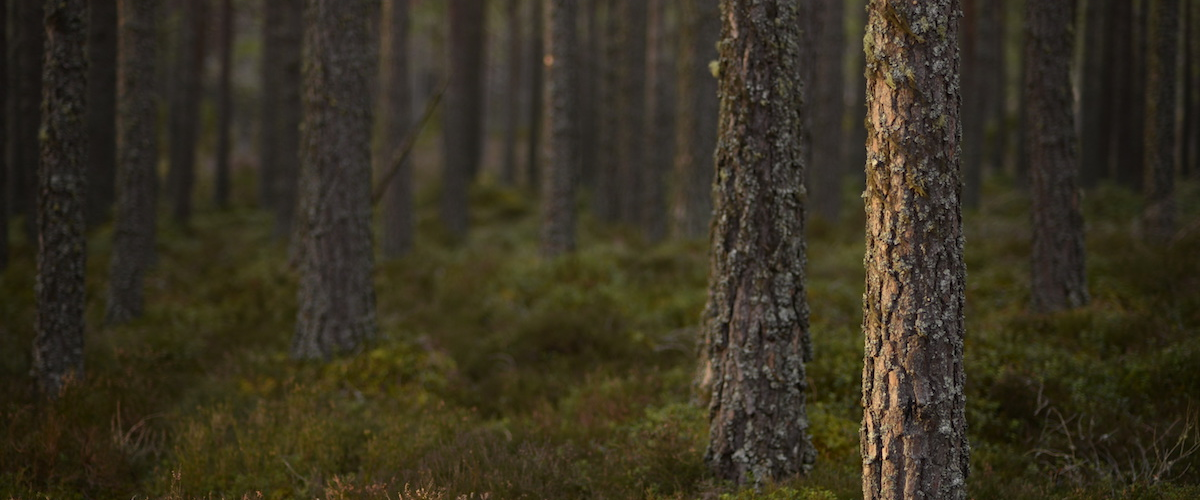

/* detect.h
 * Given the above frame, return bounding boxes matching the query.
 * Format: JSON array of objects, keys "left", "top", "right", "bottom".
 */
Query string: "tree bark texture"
[
  {"left": 641, "top": 0, "right": 673, "bottom": 243},
  {"left": 107, "top": 0, "right": 160, "bottom": 325},
  {"left": 617, "top": 0, "right": 647, "bottom": 224},
  {"left": 1025, "top": 0, "right": 1089, "bottom": 313},
  {"left": 703, "top": 0, "right": 815, "bottom": 485},
  {"left": 214, "top": 0, "right": 234, "bottom": 208},
  {"left": 35, "top": 0, "right": 90, "bottom": 397},
  {"left": 1080, "top": 0, "right": 1114, "bottom": 187},
  {"left": 166, "top": 0, "right": 207, "bottom": 227},
  {"left": 540, "top": 0, "right": 577, "bottom": 257},
  {"left": 378, "top": 0, "right": 413, "bottom": 259},
  {"left": 501, "top": 0, "right": 522, "bottom": 186},
  {"left": 526, "top": 0, "right": 544, "bottom": 192},
  {"left": 86, "top": 0, "right": 117, "bottom": 228},
  {"left": 293, "top": 0, "right": 378, "bottom": 360},
  {"left": 594, "top": 0, "right": 620, "bottom": 221},
  {"left": 441, "top": 0, "right": 486, "bottom": 240},
  {"left": 811, "top": 0, "right": 847, "bottom": 221},
  {"left": 861, "top": 1, "right": 969, "bottom": 499},
  {"left": 1144, "top": 0, "right": 1180, "bottom": 241},
  {"left": 7, "top": 1, "right": 43, "bottom": 240},
  {"left": 672, "top": 0, "right": 718, "bottom": 240}
]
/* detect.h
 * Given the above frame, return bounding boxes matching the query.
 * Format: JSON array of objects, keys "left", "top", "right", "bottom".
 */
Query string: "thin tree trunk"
[
  {"left": 167, "top": 0, "right": 208, "bottom": 227},
  {"left": 641, "top": 0, "right": 672, "bottom": 243},
  {"left": 1144, "top": 0, "right": 1180, "bottom": 241},
  {"left": 577, "top": 0, "right": 600, "bottom": 194},
  {"left": 0, "top": 3, "right": 7, "bottom": 271},
  {"left": 501, "top": 0, "right": 522, "bottom": 186},
  {"left": 260, "top": 0, "right": 282, "bottom": 211},
  {"left": 1026, "top": 0, "right": 1089, "bottom": 313},
  {"left": 672, "top": 0, "right": 718, "bottom": 240},
  {"left": 861, "top": 0, "right": 969, "bottom": 498},
  {"left": 107, "top": 0, "right": 160, "bottom": 325},
  {"left": 961, "top": 0, "right": 984, "bottom": 209},
  {"left": 703, "top": 0, "right": 815, "bottom": 485},
  {"left": 981, "top": 0, "right": 1006, "bottom": 175},
  {"left": 442, "top": 0, "right": 487, "bottom": 239},
  {"left": 617, "top": 0, "right": 647, "bottom": 224},
  {"left": 214, "top": 0, "right": 233, "bottom": 208},
  {"left": 378, "top": 0, "right": 413, "bottom": 259},
  {"left": 86, "top": 0, "right": 118, "bottom": 228},
  {"left": 846, "top": 0, "right": 868, "bottom": 193},
  {"left": 540, "top": 0, "right": 577, "bottom": 257},
  {"left": 1080, "top": 0, "right": 1114, "bottom": 187},
  {"left": 1187, "top": 0, "right": 1200, "bottom": 179},
  {"left": 526, "top": 0, "right": 544, "bottom": 192},
  {"left": 274, "top": 0, "right": 302, "bottom": 241},
  {"left": 35, "top": 0, "right": 90, "bottom": 397},
  {"left": 293, "top": 0, "right": 378, "bottom": 360},
  {"left": 593, "top": 0, "right": 620, "bottom": 221},
  {"left": 8, "top": 2, "right": 43, "bottom": 241},
  {"left": 811, "top": 0, "right": 847, "bottom": 221}
]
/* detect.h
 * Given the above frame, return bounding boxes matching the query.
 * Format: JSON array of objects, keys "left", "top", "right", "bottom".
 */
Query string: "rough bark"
[
  {"left": 861, "top": 1, "right": 969, "bottom": 499},
  {"left": 641, "top": 0, "right": 672, "bottom": 243},
  {"left": 1026, "top": 0, "right": 1089, "bottom": 313},
  {"left": 214, "top": 0, "right": 233, "bottom": 208},
  {"left": 35, "top": 0, "right": 90, "bottom": 397},
  {"left": 1080, "top": 0, "right": 1114, "bottom": 187},
  {"left": 8, "top": 1, "right": 43, "bottom": 240},
  {"left": 293, "top": 0, "right": 378, "bottom": 360},
  {"left": 166, "top": 0, "right": 208, "bottom": 227},
  {"left": 378, "top": 0, "right": 413, "bottom": 259},
  {"left": 1144, "top": 0, "right": 1179, "bottom": 241},
  {"left": 672, "top": 0, "right": 718, "bottom": 239},
  {"left": 593, "top": 0, "right": 620, "bottom": 221},
  {"left": 617, "top": 0, "right": 647, "bottom": 224},
  {"left": 811, "top": 0, "right": 847, "bottom": 221},
  {"left": 107, "top": 0, "right": 160, "bottom": 325},
  {"left": 501, "top": 0, "right": 522, "bottom": 186},
  {"left": 703, "top": 0, "right": 815, "bottom": 485},
  {"left": 540, "top": 0, "right": 577, "bottom": 257},
  {"left": 441, "top": 0, "right": 486, "bottom": 240},
  {"left": 526, "top": 0, "right": 544, "bottom": 191},
  {"left": 86, "top": 0, "right": 118, "bottom": 228}
]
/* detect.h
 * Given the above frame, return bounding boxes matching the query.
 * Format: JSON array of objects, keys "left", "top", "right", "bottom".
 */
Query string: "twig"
[{"left": 372, "top": 81, "right": 449, "bottom": 206}]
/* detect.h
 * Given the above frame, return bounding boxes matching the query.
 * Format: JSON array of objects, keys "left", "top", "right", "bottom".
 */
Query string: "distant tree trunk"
[
  {"left": 672, "top": 0, "right": 718, "bottom": 240},
  {"left": 526, "top": 0, "right": 544, "bottom": 191},
  {"left": 703, "top": 0, "right": 815, "bottom": 485},
  {"left": 213, "top": 0, "right": 233, "bottom": 208},
  {"left": 577, "top": 0, "right": 601, "bottom": 194},
  {"left": 593, "top": 0, "right": 620, "bottom": 221},
  {"left": 961, "top": 0, "right": 984, "bottom": 209},
  {"left": 980, "top": 0, "right": 1006, "bottom": 175},
  {"left": 35, "top": 0, "right": 90, "bottom": 397},
  {"left": 1108, "top": 0, "right": 1138, "bottom": 185},
  {"left": 811, "top": 0, "right": 846, "bottom": 221},
  {"left": 378, "top": 0, "right": 413, "bottom": 259},
  {"left": 1080, "top": 0, "right": 1113, "bottom": 187},
  {"left": 540, "top": 0, "right": 577, "bottom": 257},
  {"left": 293, "top": 0, "right": 378, "bottom": 360},
  {"left": 501, "top": 0, "right": 522, "bottom": 186},
  {"left": 441, "top": 0, "right": 487, "bottom": 240},
  {"left": 1119, "top": 0, "right": 1149, "bottom": 189},
  {"left": 0, "top": 4, "right": 7, "bottom": 271},
  {"left": 846, "top": 0, "right": 868, "bottom": 192},
  {"left": 274, "top": 0, "right": 302, "bottom": 241},
  {"left": 616, "top": 0, "right": 647, "bottom": 224},
  {"left": 86, "top": 0, "right": 118, "bottom": 228},
  {"left": 1187, "top": 0, "right": 1200, "bottom": 179},
  {"left": 861, "top": 0, "right": 968, "bottom": 498},
  {"left": 1144, "top": 0, "right": 1180, "bottom": 241},
  {"left": 640, "top": 0, "right": 672, "bottom": 243},
  {"left": 8, "top": 2, "right": 43, "bottom": 241},
  {"left": 1026, "top": 0, "right": 1089, "bottom": 313},
  {"left": 166, "top": 0, "right": 208, "bottom": 227},
  {"left": 260, "top": 0, "right": 282, "bottom": 211},
  {"left": 107, "top": 0, "right": 160, "bottom": 325}
]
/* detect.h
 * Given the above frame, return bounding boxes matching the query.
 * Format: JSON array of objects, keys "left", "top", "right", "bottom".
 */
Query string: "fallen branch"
[{"left": 371, "top": 80, "right": 449, "bottom": 206}]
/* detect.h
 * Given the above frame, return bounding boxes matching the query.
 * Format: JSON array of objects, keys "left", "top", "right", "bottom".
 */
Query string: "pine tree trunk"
[
  {"left": 617, "top": 0, "right": 647, "bottom": 224},
  {"left": 441, "top": 0, "right": 487, "bottom": 239},
  {"left": 214, "top": 0, "right": 234, "bottom": 208},
  {"left": 501, "top": 0, "right": 522, "bottom": 186},
  {"left": 86, "top": 0, "right": 118, "bottom": 228},
  {"left": 861, "top": 0, "right": 968, "bottom": 498},
  {"left": 641, "top": 0, "right": 672, "bottom": 243},
  {"left": 107, "top": 0, "right": 161, "bottom": 325},
  {"left": 1144, "top": 0, "right": 1180, "bottom": 241},
  {"left": 526, "top": 0, "right": 544, "bottom": 192},
  {"left": 594, "top": 0, "right": 620, "bottom": 222},
  {"left": 293, "top": 0, "right": 378, "bottom": 360},
  {"left": 1080, "top": 0, "right": 1114, "bottom": 187},
  {"left": 980, "top": 0, "right": 1006, "bottom": 175},
  {"left": 0, "top": 3, "right": 7, "bottom": 272},
  {"left": 1119, "top": 0, "right": 1150, "bottom": 189},
  {"left": 260, "top": 0, "right": 283, "bottom": 211},
  {"left": 378, "top": 0, "right": 413, "bottom": 259},
  {"left": 540, "top": 0, "right": 577, "bottom": 257},
  {"left": 35, "top": 0, "right": 90, "bottom": 397},
  {"left": 577, "top": 0, "right": 601, "bottom": 194},
  {"left": 811, "top": 0, "right": 847, "bottom": 221},
  {"left": 274, "top": 0, "right": 302, "bottom": 241},
  {"left": 961, "top": 0, "right": 984, "bottom": 209},
  {"left": 672, "top": 0, "right": 718, "bottom": 240},
  {"left": 846, "top": 0, "right": 868, "bottom": 195},
  {"left": 1188, "top": 0, "right": 1200, "bottom": 179},
  {"left": 703, "top": 0, "right": 815, "bottom": 485},
  {"left": 1026, "top": 0, "right": 1089, "bottom": 313},
  {"left": 166, "top": 0, "right": 208, "bottom": 227},
  {"left": 8, "top": 2, "right": 43, "bottom": 241}
]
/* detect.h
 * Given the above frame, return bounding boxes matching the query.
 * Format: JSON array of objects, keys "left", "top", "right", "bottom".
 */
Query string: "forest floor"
[{"left": 2, "top": 173, "right": 1200, "bottom": 499}]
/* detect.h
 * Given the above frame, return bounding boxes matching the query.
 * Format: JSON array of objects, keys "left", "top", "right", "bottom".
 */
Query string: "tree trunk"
[
  {"left": 166, "top": 0, "right": 208, "bottom": 227},
  {"left": 441, "top": 0, "right": 487, "bottom": 240},
  {"left": 594, "top": 0, "right": 620, "bottom": 221},
  {"left": 846, "top": 0, "right": 868, "bottom": 195},
  {"left": 540, "top": 0, "right": 577, "bottom": 257},
  {"left": 260, "top": 0, "right": 282, "bottom": 211},
  {"left": 1080, "top": 0, "right": 1114, "bottom": 187},
  {"left": 107, "top": 0, "right": 161, "bottom": 325},
  {"left": 961, "top": 0, "right": 984, "bottom": 209},
  {"left": 703, "top": 0, "right": 815, "bottom": 485},
  {"left": 1187, "top": 0, "right": 1200, "bottom": 179},
  {"left": 86, "top": 0, "right": 118, "bottom": 228},
  {"left": 293, "top": 0, "right": 378, "bottom": 360},
  {"left": 1026, "top": 0, "right": 1089, "bottom": 313},
  {"left": 8, "top": 1, "right": 43, "bottom": 241},
  {"left": 577, "top": 0, "right": 600, "bottom": 195},
  {"left": 980, "top": 0, "right": 1006, "bottom": 175},
  {"left": 861, "top": 0, "right": 969, "bottom": 498},
  {"left": 526, "top": 0, "right": 544, "bottom": 192},
  {"left": 617, "top": 0, "right": 647, "bottom": 224},
  {"left": 0, "top": 3, "right": 7, "bottom": 272},
  {"left": 1144, "top": 0, "right": 1180, "bottom": 241},
  {"left": 501, "top": 0, "right": 522, "bottom": 186},
  {"left": 1119, "top": 0, "right": 1150, "bottom": 189},
  {"left": 641, "top": 0, "right": 672, "bottom": 243},
  {"left": 378, "top": 0, "right": 413, "bottom": 259},
  {"left": 811, "top": 0, "right": 847, "bottom": 221},
  {"left": 274, "top": 0, "right": 302, "bottom": 241},
  {"left": 213, "top": 0, "right": 233, "bottom": 208},
  {"left": 672, "top": 0, "right": 718, "bottom": 240},
  {"left": 35, "top": 0, "right": 90, "bottom": 397}
]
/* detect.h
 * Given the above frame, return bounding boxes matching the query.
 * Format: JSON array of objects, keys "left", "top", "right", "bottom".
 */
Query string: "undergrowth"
[{"left": 2, "top": 177, "right": 1199, "bottom": 499}]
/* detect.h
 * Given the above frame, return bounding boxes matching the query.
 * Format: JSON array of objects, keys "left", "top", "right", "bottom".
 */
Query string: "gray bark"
[
  {"left": 861, "top": 0, "right": 969, "bottom": 498},
  {"left": 672, "top": 0, "right": 718, "bottom": 240},
  {"left": 526, "top": 0, "right": 544, "bottom": 191},
  {"left": 1144, "top": 0, "right": 1180, "bottom": 241},
  {"left": 703, "top": 0, "right": 815, "bottom": 485},
  {"left": 86, "top": 0, "right": 118, "bottom": 228},
  {"left": 441, "top": 0, "right": 487, "bottom": 240},
  {"left": 540, "top": 0, "right": 577, "bottom": 257},
  {"left": 378, "top": 0, "right": 413, "bottom": 259}
]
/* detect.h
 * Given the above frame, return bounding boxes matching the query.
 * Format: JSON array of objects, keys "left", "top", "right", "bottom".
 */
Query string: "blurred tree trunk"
[
  {"left": 86, "top": 0, "right": 118, "bottom": 228},
  {"left": 378, "top": 0, "right": 413, "bottom": 259},
  {"left": 501, "top": 0, "right": 522, "bottom": 186},
  {"left": 861, "top": 0, "right": 968, "bottom": 498},
  {"left": 260, "top": 0, "right": 281, "bottom": 211},
  {"left": 617, "top": 0, "right": 647, "bottom": 224},
  {"left": 441, "top": 0, "right": 486, "bottom": 240},
  {"left": 961, "top": 0, "right": 984, "bottom": 209},
  {"left": 107, "top": 0, "right": 160, "bottom": 325},
  {"left": 577, "top": 0, "right": 600, "bottom": 194},
  {"left": 35, "top": 0, "right": 90, "bottom": 397},
  {"left": 703, "top": 0, "right": 814, "bottom": 485},
  {"left": 594, "top": 0, "right": 620, "bottom": 222},
  {"left": 810, "top": 0, "right": 846, "bottom": 221},
  {"left": 540, "top": 0, "right": 577, "bottom": 257},
  {"left": 8, "top": 1, "right": 43, "bottom": 241},
  {"left": 293, "top": 0, "right": 378, "bottom": 360},
  {"left": 1080, "top": 0, "right": 1113, "bottom": 187},
  {"left": 0, "top": 3, "right": 7, "bottom": 271},
  {"left": 981, "top": 0, "right": 1006, "bottom": 175},
  {"left": 1144, "top": 0, "right": 1180, "bottom": 241},
  {"left": 1187, "top": 0, "right": 1200, "bottom": 179},
  {"left": 672, "top": 0, "right": 718, "bottom": 240},
  {"left": 213, "top": 0, "right": 233, "bottom": 209},
  {"left": 1025, "top": 0, "right": 1089, "bottom": 313},
  {"left": 526, "top": 0, "right": 544, "bottom": 192},
  {"left": 261, "top": 0, "right": 302, "bottom": 239},
  {"left": 846, "top": 0, "right": 868, "bottom": 193},
  {"left": 1118, "top": 0, "right": 1149, "bottom": 189},
  {"left": 166, "top": 0, "right": 208, "bottom": 227},
  {"left": 1108, "top": 0, "right": 1139, "bottom": 186},
  {"left": 640, "top": 0, "right": 672, "bottom": 243}
]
